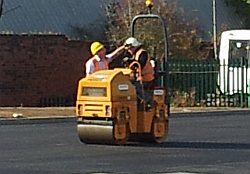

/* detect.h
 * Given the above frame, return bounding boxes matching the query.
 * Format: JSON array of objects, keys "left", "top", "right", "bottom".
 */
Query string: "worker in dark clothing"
[{"left": 124, "top": 37, "right": 155, "bottom": 111}]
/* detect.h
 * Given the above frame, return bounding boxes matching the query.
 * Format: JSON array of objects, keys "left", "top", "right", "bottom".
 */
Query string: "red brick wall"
[{"left": 0, "top": 34, "right": 91, "bottom": 106}]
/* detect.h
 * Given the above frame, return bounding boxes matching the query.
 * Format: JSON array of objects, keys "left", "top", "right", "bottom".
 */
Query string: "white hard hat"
[{"left": 124, "top": 37, "right": 142, "bottom": 47}]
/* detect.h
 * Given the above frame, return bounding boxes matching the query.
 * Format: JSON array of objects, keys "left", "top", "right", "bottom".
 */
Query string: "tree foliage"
[
  {"left": 104, "top": 0, "right": 209, "bottom": 59},
  {"left": 224, "top": 0, "right": 250, "bottom": 28}
]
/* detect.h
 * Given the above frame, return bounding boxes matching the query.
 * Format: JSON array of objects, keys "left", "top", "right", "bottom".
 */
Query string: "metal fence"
[
  {"left": 168, "top": 58, "right": 250, "bottom": 108},
  {"left": 38, "top": 58, "right": 250, "bottom": 108}
]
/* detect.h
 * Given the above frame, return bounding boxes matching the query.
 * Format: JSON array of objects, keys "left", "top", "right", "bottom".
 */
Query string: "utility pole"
[
  {"left": 0, "top": 0, "right": 4, "bottom": 18},
  {"left": 128, "top": 0, "right": 132, "bottom": 24},
  {"left": 212, "top": 0, "right": 218, "bottom": 59}
]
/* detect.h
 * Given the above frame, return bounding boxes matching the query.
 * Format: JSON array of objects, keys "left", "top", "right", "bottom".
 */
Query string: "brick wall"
[{"left": 0, "top": 34, "right": 91, "bottom": 106}]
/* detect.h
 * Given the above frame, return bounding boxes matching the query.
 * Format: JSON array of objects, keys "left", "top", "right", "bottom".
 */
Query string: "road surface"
[{"left": 1, "top": 111, "right": 250, "bottom": 174}]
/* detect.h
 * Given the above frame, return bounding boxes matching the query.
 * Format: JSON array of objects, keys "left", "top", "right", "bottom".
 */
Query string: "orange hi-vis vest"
[
  {"left": 134, "top": 48, "right": 155, "bottom": 82},
  {"left": 93, "top": 57, "right": 109, "bottom": 72}
]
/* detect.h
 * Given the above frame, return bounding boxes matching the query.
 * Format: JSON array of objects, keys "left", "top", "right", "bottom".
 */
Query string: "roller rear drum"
[{"left": 77, "top": 120, "right": 128, "bottom": 145}]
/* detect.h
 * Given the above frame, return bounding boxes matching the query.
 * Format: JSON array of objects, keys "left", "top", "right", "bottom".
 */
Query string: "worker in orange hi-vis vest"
[
  {"left": 124, "top": 37, "right": 155, "bottom": 90},
  {"left": 85, "top": 41, "right": 125, "bottom": 76},
  {"left": 124, "top": 37, "right": 156, "bottom": 111}
]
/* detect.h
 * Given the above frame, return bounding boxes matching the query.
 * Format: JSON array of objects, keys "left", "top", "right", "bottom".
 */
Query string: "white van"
[{"left": 218, "top": 30, "right": 250, "bottom": 95}]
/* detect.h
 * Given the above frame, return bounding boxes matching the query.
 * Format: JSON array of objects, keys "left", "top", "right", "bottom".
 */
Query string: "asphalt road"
[{"left": 1, "top": 111, "right": 250, "bottom": 174}]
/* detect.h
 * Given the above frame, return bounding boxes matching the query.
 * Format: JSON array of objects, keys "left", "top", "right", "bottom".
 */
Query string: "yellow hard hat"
[{"left": 90, "top": 41, "right": 104, "bottom": 55}]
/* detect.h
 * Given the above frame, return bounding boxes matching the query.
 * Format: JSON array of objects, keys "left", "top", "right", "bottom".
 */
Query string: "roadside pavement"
[
  {"left": 0, "top": 106, "right": 250, "bottom": 120},
  {"left": 0, "top": 107, "right": 75, "bottom": 119}
]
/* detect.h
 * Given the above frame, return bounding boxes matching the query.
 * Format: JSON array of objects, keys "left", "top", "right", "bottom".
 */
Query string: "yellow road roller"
[
  {"left": 76, "top": 0, "right": 170, "bottom": 145},
  {"left": 76, "top": 68, "right": 168, "bottom": 145}
]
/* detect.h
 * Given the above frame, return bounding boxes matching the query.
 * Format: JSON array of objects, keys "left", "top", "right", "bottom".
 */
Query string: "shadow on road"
[{"left": 126, "top": 141, "right": 250, "bottom": 150}]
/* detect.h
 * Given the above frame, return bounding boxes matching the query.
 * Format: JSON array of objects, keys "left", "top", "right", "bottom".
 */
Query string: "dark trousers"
[{"left": 131, "top": 80, "right": 153, "bottom": 110}]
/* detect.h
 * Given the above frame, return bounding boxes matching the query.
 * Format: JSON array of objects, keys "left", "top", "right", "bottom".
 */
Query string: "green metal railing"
[
  {"left": 38, "top": 58, "right": 249, "bottom": 108},
  {"left": 168, "top": 58, "right": 250, "bottom": 107},
  {"left": 39, "top": 96, "right": 74, "bottom": 107}
]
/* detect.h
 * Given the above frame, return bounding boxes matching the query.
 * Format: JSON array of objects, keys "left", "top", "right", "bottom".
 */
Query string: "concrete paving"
[{"left": 0, "top": 106, "right": 249, "bottom": 121}]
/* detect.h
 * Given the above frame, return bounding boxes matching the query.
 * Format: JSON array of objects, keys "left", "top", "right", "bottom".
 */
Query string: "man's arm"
[
  {"left": 85, "top": 58, "right": 95, "bottom": 76},
  {"left": 138, "top": 51, "right": 148, "bottom": 69},
  {"left": 106, "top": 45, "right": 125, "bottom": 59}
]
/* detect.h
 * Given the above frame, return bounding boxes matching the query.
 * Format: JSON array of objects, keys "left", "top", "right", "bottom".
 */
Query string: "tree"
[
  {"left": 224, "top": 0, "right": 250, "bottom": 28},
  {"left": 104, "top": 0, "right": 209, "bottom": 59}
]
